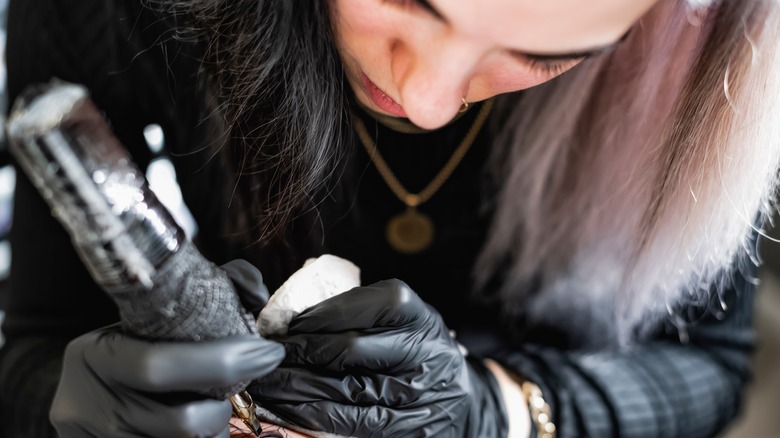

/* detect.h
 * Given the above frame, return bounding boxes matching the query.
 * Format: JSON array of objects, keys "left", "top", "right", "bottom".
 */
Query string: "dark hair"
[{"left": 160, "top": 0, "right": 350, "bottom": 243}]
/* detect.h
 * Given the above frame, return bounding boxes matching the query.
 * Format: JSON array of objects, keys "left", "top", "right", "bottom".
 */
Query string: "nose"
[{"left": 392, "top": 36, "right": 484, "bottom": 130}]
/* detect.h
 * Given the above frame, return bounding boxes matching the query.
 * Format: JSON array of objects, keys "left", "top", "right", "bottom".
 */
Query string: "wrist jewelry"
[{"left": 520, "top": 379, "right": 557, "bottom": 438}]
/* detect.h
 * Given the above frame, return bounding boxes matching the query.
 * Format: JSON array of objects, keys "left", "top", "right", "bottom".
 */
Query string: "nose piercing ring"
[{"left": 459, "top": 98, "right": 469, "bottom": 113}]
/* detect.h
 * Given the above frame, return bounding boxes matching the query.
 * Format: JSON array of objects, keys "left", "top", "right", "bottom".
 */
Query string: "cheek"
[
  {"left": 468, "top": 66, "right": 541, "bottom": 99},
  {"left": 331, "top": 0, "right": 407, "bottom": 58},
  {"left": 331, "top": 1, "right": 402, "bottom": 78},
  {"left": 476, "top": 71, "right": 540, "bottom": 96}
]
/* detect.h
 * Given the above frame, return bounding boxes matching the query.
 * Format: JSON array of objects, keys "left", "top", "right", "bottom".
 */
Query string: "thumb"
[{"left": 221, "top": 259, "right": 270, "bottom": 315}]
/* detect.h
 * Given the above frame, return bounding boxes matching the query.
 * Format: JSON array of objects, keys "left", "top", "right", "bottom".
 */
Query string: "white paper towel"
[{"left": 257, "top": 254, "right": 361, "bottom": 337}]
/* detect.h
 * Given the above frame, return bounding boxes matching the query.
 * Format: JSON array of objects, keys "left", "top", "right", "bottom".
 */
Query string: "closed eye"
[
  {"left": 382, "top": 0, "right": 630, "bottom": 77},
  {"left": 515, "top": 54, "right": 585, "bottom": 76}
]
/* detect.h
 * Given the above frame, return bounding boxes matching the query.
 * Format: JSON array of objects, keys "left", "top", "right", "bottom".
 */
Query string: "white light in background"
[
  {"left": 0, "top": 166, "right": 14, "bottom": 282},
  {"left": 146, "top": 158, "right": 198, "bottom": 240},
  {"left": 143, "top": 124, "right": 165, "bottom": 154},
  {"left": 0, "top": 164, "right": 14, "bottom": 199},
  {"left": 1, "top": 0, "right": 11, "bottom": 348},
  {"left": 142, "top": 123, "right": 198, "bottom": 239},
  {"left": 0, "top": 240, "right": 8, "bottom": 281}
]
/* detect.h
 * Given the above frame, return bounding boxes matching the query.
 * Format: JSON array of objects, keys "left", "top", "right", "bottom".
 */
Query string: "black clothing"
[{"left": 0, "top": 1, "right": 757, "bottom": 437}]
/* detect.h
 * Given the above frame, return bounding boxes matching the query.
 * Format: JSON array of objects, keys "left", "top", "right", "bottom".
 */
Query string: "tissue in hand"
[{"left": 257, "top": 255, "right": 361, "bottom": 337}]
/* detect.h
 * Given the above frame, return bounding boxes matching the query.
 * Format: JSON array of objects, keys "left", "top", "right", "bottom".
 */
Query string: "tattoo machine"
[{"left": 6, "top": 79, "right": 264, "bottom": 435}]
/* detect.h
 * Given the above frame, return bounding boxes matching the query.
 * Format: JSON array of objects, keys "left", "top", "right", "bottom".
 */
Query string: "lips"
[{"left": 360, "top": 72, "right": 408, "bottom": 118}]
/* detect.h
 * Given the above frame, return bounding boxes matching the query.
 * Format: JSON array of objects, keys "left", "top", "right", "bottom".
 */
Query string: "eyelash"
[
  {"left": 381, "top": 0, "right": 579, "bottom": 76},
  {"left": 523, "top": 57, "right": 581, "bottom": 76}
]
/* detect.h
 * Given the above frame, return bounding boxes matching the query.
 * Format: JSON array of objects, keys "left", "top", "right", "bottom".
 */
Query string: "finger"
[
  {"left": 280, "top": 330, "right": 447, "bottom": 372},
  {"left": 51, "top": 390, "right": 232, "bottom": 438},
  {"left": 221, "top": 259, "right": 270, "bottom": 314},
  {"left": 75, "top": 328, "right": 284, "bottom": 392},
  {"left": 255, "top": 365, "right": 456, "bottom": 408},
  {"left": 122, "top": 393, "right": 233, "bottom": 438},
  {"left": 257, "top": 366, "right": 391, "bottom": 406},
  {"left": 288, "top": 279, "right": 429, "bottom": 334}
]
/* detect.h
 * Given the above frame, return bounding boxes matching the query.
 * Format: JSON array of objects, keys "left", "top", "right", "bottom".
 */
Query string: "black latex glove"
[
  {"left": 220, "top": 259, "right": 271, "bottom": 316},
  {"left": 49, "top": 260, "right": 284, "bottom": 438},
  {"left": 255, "top": 279, "right": 509, "bottom": 438}
]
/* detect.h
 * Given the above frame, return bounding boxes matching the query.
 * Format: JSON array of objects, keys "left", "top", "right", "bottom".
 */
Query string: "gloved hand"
[
  {"left": 220, "top": 259, "right": 270, "bottom": 316},
  {"left": 255, "top": 279, "right": 509, "bottom": 438},
  {"left": 50, "top": 260, "right": 285, "bottom": 438}
]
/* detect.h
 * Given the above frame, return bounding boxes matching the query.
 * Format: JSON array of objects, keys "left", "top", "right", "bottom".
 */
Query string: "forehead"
[{"left": 432, "top": 0, "right": 660, "bottom": 52}]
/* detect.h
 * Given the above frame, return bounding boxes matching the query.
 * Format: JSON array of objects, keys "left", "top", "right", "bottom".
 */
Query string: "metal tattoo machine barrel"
[{"left": 6, "top": 80, "right": 263, "bottom": 434}]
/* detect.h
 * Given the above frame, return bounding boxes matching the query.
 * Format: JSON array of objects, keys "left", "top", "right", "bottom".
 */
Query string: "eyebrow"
[{"left": 418, "top": 0, "right": 629, "bottom": 62}]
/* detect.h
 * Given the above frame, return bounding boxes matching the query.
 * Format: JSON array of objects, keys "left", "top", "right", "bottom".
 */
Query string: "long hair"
[
  {"left": 157, "top": 0, "right": 350, "bottom": 242},
  {"left": 160, "top": 0, "right": 780, "bottom": 344},
  {"left": 477, "top": 0, "right": 780, "bottom": 345}
]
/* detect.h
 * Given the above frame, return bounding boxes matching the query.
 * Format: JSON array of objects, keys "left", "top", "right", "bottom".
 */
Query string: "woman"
[{"left": 1, "top": 0, "right": 778, "bottom": 437}]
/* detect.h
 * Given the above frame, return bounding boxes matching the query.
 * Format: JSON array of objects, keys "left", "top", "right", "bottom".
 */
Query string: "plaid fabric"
[{"left": 494, "top": 264, "right": 756, "bottom": 438}]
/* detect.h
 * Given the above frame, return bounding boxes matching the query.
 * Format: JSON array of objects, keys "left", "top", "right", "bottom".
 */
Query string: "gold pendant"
[{"left": 386, "top": 207, "right": 434, "bottom": 254}]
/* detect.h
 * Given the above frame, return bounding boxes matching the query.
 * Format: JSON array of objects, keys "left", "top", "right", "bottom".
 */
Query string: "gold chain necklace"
[{"left": 353, "top": 99, "right": 494, "bottom": 254}]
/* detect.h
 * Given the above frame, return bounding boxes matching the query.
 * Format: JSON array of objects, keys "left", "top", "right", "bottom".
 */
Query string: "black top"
[{"left": 0, "top": 1, "right": 758, "bottom": 437}]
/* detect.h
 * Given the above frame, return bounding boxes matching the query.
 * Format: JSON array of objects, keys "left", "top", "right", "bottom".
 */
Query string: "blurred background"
[
  {"left": 0, "top": 2, "right": 777, "bottom": 435},
  {"left": 0, "top": 0, "right": 9, "bottom": 348}
]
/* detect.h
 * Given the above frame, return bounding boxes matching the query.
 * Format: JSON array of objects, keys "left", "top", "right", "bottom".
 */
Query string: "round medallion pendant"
[{"left": 386, "top": 208, "right": 434, "bottom": 254}]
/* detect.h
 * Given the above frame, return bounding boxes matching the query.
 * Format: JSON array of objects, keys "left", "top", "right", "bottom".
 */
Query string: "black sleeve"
[
  {"left": 0, "top": 1, "right": 227, "bottom": 436},
  {"left": 491, "top": 259, "right": 757, "bottom": 438}
]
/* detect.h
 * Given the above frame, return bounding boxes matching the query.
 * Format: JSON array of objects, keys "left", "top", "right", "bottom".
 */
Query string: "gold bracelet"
[{"left": 520, "top": 380, "right": 557, "bottom": 438}]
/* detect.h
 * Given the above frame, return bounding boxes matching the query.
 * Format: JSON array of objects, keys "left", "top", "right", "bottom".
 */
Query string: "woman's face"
[{"left": 331, "top": 0, "right": 659, "bottom": 129}]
